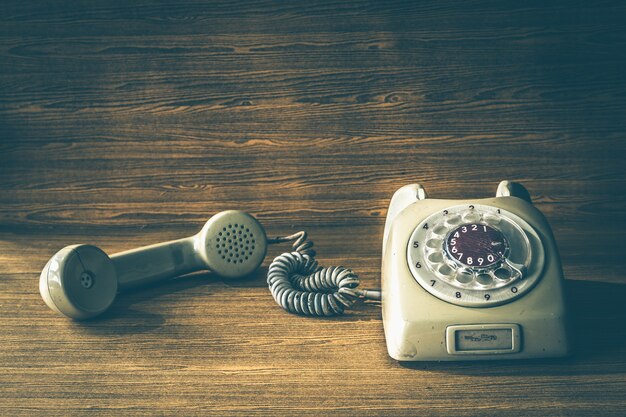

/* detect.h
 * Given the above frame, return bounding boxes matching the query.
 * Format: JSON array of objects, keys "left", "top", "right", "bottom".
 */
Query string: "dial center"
[{"left": 445, "top": 223, "right": 508, "bottom": 268}]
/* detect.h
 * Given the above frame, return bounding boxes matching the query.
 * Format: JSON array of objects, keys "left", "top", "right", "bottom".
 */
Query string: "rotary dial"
[{"left": 407, "top": 204, "right": 544, "bottom": 307}]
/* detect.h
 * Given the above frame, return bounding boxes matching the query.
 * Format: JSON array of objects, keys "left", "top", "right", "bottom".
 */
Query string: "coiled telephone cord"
[{"left": 267, "top": 232, "right": 381, "bottom": 316}]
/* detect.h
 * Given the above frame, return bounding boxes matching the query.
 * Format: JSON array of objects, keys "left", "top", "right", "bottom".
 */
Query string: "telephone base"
[{"left": 381, "top": 182, "right": 570, "bottom": 361}]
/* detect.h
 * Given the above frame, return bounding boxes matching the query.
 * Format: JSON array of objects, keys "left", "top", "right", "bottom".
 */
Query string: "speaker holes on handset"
[{"left": 79, "top": 272, "right": 94, "bottom": 289}]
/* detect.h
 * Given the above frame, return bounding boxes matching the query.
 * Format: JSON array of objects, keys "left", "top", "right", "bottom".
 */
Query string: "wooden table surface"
[{"left": 1, "top": 1, "right": 625, "bottom": 415}]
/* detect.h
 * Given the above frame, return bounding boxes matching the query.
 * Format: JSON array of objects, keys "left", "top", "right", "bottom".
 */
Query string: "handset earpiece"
[
  {"left": 39, "top": 244, "right": 118, "bottom": 320},
  {"left": 39, "top": 210, "right": 268, "bottom": 319}
]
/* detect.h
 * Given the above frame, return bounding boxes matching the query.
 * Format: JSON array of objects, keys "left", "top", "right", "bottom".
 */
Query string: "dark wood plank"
[{"left": 1, "top": 1, "right": 625, "bottom": 415}]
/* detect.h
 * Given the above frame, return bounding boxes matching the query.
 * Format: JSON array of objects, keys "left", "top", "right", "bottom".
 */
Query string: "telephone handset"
[
  {"left": 381, "top": 181, "right": 570, "bottom": 360},
  {"left": 40, "top": 211, "right": 379, "bottom": 320},
  {"left": 39, "top": 211, "right": 270, "bottom": 319}
]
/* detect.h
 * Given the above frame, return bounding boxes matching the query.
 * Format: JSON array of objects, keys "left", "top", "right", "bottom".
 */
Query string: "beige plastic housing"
[{"left": 381, "top": 182, "right": 570, "bottom": 361}]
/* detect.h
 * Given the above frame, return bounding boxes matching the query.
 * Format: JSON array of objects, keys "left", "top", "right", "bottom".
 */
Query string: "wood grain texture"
[{"left": 1, "top": 1, "right": 625, "bottom": 415}]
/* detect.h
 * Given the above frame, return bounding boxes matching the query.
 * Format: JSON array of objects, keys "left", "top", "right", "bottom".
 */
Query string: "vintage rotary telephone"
[
  {"left": 40, "top": 181, "right": 569, "bottom": 361},
  {"left": 382, "top": 181, "right": 569, "bottom": 360}
]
